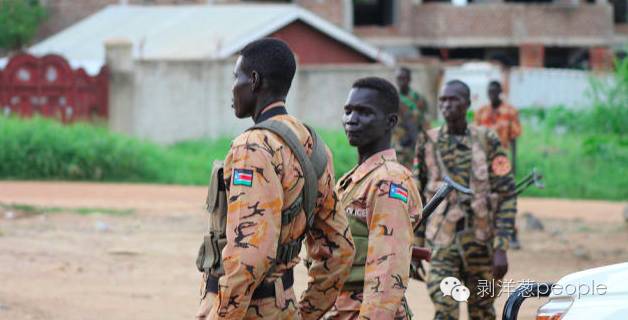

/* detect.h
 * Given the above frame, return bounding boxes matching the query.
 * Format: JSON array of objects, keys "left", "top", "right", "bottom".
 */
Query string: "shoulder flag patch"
[
  {"left": 233, "top": 168, "right": 254, "bottom": 187},
  {"left": 389, "top": 183, "right": 408, "bottom": 203}
]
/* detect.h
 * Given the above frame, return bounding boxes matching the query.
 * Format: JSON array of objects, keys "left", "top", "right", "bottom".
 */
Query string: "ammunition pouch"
[{"left": 196, "top": 160, "right": 228, "bottom": 275}]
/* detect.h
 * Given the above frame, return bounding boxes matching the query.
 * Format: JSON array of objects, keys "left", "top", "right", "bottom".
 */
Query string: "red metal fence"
[{"left": 0, "top": 53, "right": 108, "bottom": 122}]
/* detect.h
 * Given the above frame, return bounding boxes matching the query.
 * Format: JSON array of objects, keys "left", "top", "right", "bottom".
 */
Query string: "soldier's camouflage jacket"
[
  {"left": 413, "top": 125, "right": 516, "bottom": 251},
  {"left": 329, "top": 149, "right": 422, "bottom": 319},
  {"left": 205, "top": 110, "right": 355, "bottom": 319},
  {"left": 392, "top": 89, "right": 429, "bottom": 169}
]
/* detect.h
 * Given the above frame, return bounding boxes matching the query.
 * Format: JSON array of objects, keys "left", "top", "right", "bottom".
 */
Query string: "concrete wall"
[
  {"left": 291, "top": 64, "right": 439, "bottom": 131},
  {"left": 508, "top": 67, "right": 613, "bottom": 108},
  {"left": 108, "top": 57, "right": 440, "bottom": 143},
  {"left": 440, "top": 63, "right": 613, "bottom": 110}
]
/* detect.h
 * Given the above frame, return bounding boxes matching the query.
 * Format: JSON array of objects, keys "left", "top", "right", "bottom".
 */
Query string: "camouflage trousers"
[
  {"left": 426, "top": 233, "right": 499, "bottom": 320},
  {"left": 195, "top": 280, "right": 300, "bottom": 319}
]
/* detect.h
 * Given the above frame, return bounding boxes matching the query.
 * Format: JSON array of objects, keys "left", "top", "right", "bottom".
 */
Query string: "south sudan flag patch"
[
  {"left": 388, "top": 183, "right": 408, "bottom": 203},
  {"left": 233, "top": 168, "right": 253, "bottom": 187}
]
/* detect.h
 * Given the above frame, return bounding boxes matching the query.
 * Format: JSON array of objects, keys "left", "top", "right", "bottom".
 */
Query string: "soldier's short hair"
[
  {"left": 398, "top": 66, "right": 411, "bottom": 76},
  {"left": 446, "top": 79, "right": 471, "bottom": 101},
  {"left": 352, "top": 77, "right": 400, "bottom": 114},
  {"left": 240, "top": 38, "right": 296, "bottom": 97},
  {"left": 488, "top": 80, "right": 502, "bottom": 89}
]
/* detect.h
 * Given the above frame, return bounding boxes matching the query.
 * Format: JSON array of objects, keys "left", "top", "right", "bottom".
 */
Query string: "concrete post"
[
  {"left": 342, "top": 0, "right": 353, "bottom": 32},
  {"left": 590, "top": 47, "right": 614, "bottom": 71},
  {"left": 519, "top": 44, "right": 544, "bottom": 68},
  {"left": 105, "top": 38, "right": 135, "bottom": 136}
]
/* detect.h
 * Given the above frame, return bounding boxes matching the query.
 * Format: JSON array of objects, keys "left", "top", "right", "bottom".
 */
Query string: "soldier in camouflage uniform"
[
  {"left": 324, "top": 77, "right": 422, "bottom": 320},
  {"left": 195, "top": 38, "right": 355, "bottom": 320},
  {"left": 413, "top": 80, "right": 516, "bottom": 320},
  {"left": 392, "top": 67, "right": 430, "bottom": 169}
]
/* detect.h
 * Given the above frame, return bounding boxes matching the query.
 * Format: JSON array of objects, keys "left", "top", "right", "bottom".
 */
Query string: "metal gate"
[{"left": 0, "top": 53, "right": 108, "bottom": 122}]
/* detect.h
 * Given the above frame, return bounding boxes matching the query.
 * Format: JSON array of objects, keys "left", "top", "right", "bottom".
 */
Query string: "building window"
[
  {"left": 353, "top": 0, "right": 396, "bottom": 27},
  {"left": 545, "top": 47, "right": 589, "bottom": 69},
  {"left": 611, "top": 0, "right": 627, "bottom": 23}
]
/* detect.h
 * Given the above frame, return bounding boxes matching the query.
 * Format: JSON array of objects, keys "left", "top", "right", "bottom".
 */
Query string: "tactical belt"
[{"left": 205, "top": 269, "right": 295, "bottom": 300}]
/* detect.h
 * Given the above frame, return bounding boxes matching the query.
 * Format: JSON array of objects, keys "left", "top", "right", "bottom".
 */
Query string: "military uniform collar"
[
  {"left": 438, "top": 124, "right": 471, "bottom": 145},
  {"left": 339, "top": 149, "right": 396, "bottom": 189},
  {"left": 254, "top": 101, "right": 287, "bottom": 124}
]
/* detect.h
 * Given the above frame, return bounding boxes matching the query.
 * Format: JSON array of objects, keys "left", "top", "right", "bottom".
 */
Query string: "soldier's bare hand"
[
  {"left": 492, "top": 249, "right": 508, "bottom": 280},
  {"left": 195, "top": 292, "right": 214, "bottom": 320}
]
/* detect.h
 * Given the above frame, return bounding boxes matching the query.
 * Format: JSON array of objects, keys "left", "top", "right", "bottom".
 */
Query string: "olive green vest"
[
  {"left": 342, "top": 213, "right": 370, "bottom": 291},
  {"left": 338, "top": 162, "right": 386, "bottom": 292}
]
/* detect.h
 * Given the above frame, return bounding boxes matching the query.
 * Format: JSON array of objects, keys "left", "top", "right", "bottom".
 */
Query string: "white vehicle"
[{"left": 502, "top": 262, "right": 628, "bottom": 319}]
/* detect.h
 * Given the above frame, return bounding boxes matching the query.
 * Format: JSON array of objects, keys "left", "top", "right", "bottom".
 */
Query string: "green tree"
[{"left": 0, "top": 0, "right": 46, "bottom": 50}]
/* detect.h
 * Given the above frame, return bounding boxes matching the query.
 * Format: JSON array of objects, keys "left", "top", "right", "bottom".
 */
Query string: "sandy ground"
[{"left": 0, "top": 181, "right": 627, "bottom": 320}]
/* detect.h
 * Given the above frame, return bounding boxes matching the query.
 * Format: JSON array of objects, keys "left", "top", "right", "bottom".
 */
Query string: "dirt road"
[{"left": 1, "top": 181, "right": 626, "bottom": 320}]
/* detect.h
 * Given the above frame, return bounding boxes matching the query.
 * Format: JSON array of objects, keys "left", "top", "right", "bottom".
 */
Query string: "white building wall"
[{"left": 109, "top": 58, "right": 439, "bottom": 144}]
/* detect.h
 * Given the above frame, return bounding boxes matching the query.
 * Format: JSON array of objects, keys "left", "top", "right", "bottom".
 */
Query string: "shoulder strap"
[
  {"left": 248, "top": 120, "right": 327, "bottom": 229},
  {"left": 304, "top": 124, "right": 328, "bottom": 180},
  {"left": 426, "top": 127, "right": 453, "bottom": 179},
  {"left": 472, "top": 125, "right": 490, "bottom": 153}
]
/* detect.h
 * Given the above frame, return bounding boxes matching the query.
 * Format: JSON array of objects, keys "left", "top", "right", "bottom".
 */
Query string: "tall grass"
[
  {"left": 2, "top": 115, "right": 625, "bottom": 200},
  {"left": 515, "top": 58, "right": 628, "bottom": 200},
  {"left": 516, "top": 127, "right": 627, "bottom": 200},
  {"left": 0, "top": 117, "right": 355, "bottom": 185},
  {"left": 0, "top": 117, "right": 209, "bottom": 184}
]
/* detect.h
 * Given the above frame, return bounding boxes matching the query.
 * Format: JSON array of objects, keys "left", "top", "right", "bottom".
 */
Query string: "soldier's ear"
[
  {"left": 251, "top": 70, "right": 261, "bottom": 92},
  {"left": 387, "top": 113, "right": 398, "bottom": 130}
]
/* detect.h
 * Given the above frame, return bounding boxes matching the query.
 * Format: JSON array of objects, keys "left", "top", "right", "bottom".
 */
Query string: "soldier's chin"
[
  {"left": 347, "top": 136, "right": 361, "bottom": 146},
  {"left": 233, "top": 108, "right": 248, "bottom": 119}
]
